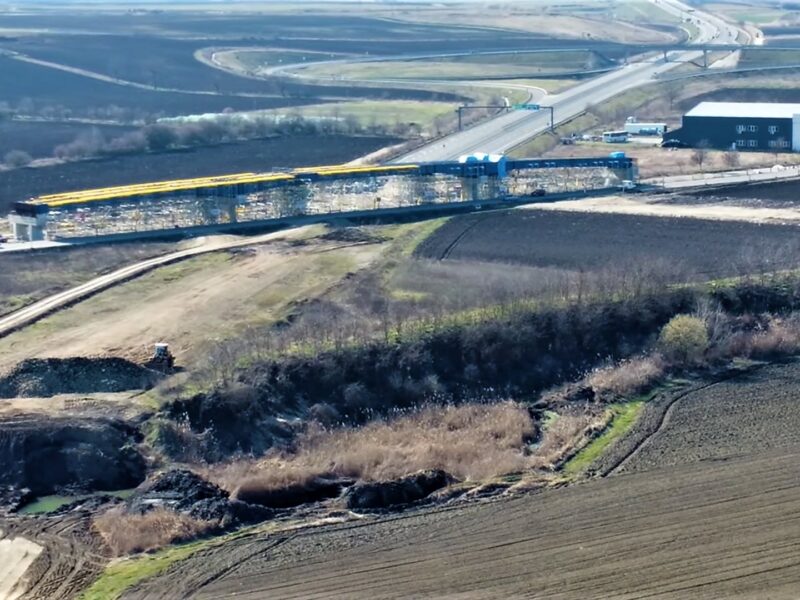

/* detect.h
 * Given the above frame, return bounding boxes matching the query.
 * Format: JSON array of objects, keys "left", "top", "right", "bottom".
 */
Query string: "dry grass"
[
  {"left": 211, "top": 402, "right": 538, "bottom": 494},
  {"left": 94, "top": 508, "right": 214, "bottom": 556},
  {"left": 741, "top": 317, "right": 800, "bottom": 359},
  {"left": 586, "top": 355, "right": 666, "bottom": 397}
]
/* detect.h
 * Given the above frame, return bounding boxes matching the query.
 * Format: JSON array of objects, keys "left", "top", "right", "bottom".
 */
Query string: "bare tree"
[
  {"left": 664, "top": 81, "right": 682, "bottom": 109},
  {"left": 691, "top": 139, "right": 711, "bottom": 171},
  {"left": 774, "top": 137, "right": 787, "bottom": 162},
  {"left": 722, "top": 148, "right": 740, "bottom": 169}
]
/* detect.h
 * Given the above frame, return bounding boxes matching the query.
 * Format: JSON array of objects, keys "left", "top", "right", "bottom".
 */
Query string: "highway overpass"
[{"left": 393, "top": 0, "right": 748, "bottom": 163}]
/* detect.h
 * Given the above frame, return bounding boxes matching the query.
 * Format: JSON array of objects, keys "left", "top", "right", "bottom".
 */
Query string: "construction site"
[{"left": 7, "top": 154, "right": 637, "bottom": 243}]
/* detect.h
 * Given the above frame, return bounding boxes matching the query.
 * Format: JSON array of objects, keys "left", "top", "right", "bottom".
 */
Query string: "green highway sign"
[{"left": 512, "top": 103, "right": 540, "bottom": 110}]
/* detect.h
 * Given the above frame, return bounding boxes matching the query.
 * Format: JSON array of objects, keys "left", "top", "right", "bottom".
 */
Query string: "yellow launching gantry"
[{"left": 28, "top": 164, "right": 420, "bottom": 209}]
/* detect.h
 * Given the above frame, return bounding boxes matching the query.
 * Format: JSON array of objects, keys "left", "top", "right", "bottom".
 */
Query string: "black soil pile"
[
  {"left": 163, "top": 387, "right": 294, "bottom": 460},
  {"left": 345, "top": 470, "right": 455, "bottom": 510},
  {"left": 127, "top": 469, "right": 272, "bottom": 527},
  {"left": 233, "top": 475, "right": 353, "bottom": 509},
  {"left": 0, "top": 357, "right": 161, "bottom": 398},
  {"left": 0, "top": 415, "right": 146, "bottom": 496}
]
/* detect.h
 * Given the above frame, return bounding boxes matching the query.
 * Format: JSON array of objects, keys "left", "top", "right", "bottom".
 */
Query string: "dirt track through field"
[
  {"left": 0, "top": 230, "right": 304, "bottom": 341},
  {"left": 525, "top": 194, "right": 800, "bottom": 224},
  {"left": 124, "top": 447, "right": 800, "bottom": 600},
  {"left": 2, "top": 514, "right": 108, "bottom": 600},
  {"left": 0, "top": 237, "right": 381, "bottom": 371}
]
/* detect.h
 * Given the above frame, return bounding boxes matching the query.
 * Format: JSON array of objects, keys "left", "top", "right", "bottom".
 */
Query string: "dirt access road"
[
  {"left": 0, "top": 229, "right": 310, "bottom": 341},
  {"left": 124, "top": 446, "right": 800, "bottom": 600},
  {"left": 0, "top": 227, "right": 384, "bottom": 370}
]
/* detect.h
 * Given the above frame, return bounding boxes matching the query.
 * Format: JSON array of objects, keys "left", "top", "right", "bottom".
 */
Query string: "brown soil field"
[
  {"left": 617, "top": 361, "right": 800, "bottom": 473},
  {"left": 121, "top": 448, "right": 800, "bottom": 600},
  {"left": 415, "top": 208, "right": 800, "bottom": 278},
  {"left": 688, "top": 179, "right": 800, "bottom": 206},
  {"left": 110, "top": 360, "right": 800, "bottom": 600}
]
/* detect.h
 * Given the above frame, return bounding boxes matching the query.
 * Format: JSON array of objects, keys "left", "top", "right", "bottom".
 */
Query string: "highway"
[{"left": 394, "top": 0, "right": 747, "bottom": 162}]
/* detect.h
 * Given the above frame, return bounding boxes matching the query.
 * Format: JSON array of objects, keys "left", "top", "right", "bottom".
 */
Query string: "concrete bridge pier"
[
  {"left": 8, "top": 213, "right": 47, "bottom": 241},
  {"left": 460, "top": 177, "right": 480, "bottom": 202},
  {"left": 610, "top": 163, "right": 638, "bottom": 184}
]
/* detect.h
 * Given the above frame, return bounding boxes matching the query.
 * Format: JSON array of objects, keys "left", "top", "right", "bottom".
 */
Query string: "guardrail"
[{"left": 647, "top": 165, "right": 800, "bottom": 189}]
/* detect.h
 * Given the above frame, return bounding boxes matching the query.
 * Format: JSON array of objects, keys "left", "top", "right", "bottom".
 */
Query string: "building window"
[
  {"left": 748, "top": 140, "right": 758, "bottom": 147},
  {"left": 749, "top": 125, "right": 758, "bottom": 132},
  {"left": 767, "top": 140, "right": 789, "bottom": 149},
  {"left": 769, "top": 125, "right": 778, "bottom": 135},
  {"left": 736, "top": 139, "right": 746, "bottom": 147},
  {"left": 736, "top": 124, "right": 746, "bottom": 134}
]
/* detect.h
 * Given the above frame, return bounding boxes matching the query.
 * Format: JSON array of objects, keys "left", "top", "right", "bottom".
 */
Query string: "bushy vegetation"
[
  {"left": 3, "top": 149, "right": 32, "bottom": 168},
  {"left": 659, "top": 315, "right": 709, "bottom": 364},
  {"left": 157, "top": 272, "right": 800, "bottom": 466},
  {"left": 51, "top": 114, "right": 389, "bottom": 162}
]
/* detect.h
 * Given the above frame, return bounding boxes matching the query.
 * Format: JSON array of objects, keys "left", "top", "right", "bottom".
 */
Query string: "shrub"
[
  {"left": 94, "top": 507, "right": 213, "bottom": 556},
  {"left": 3, "top": 150, "right": 32, "bottom": 168},
  {"left": 659, "top": 314, "right": 709, "bottom": 364}
]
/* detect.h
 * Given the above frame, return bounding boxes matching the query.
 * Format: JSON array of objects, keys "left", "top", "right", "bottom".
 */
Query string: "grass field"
[
  {"left": 0, "top": 242, "right": 176, "bottom": 318},
  {"left": 702, "top": 1, "right": 790, "bottom": 24},
  {"left": 563, "top": 400, "right": 645, "bottom": 476},
  {"left": 298, "top": 50, "right": 613, "bottom": 81}
]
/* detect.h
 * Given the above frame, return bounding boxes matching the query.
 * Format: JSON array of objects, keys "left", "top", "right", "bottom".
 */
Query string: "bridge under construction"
[{"left": 8, "top": 154, "right": 636, "bottom": 243}]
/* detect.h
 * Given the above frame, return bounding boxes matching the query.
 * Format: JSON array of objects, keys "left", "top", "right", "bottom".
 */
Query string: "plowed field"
[
  {"left": 118, "top": 362, "right": 800, "bottom": 600},
  {"left": 615, "top": 361, "right": 800, "bottom": 473},
  {"left": 415, "top": 208, "right": 800, "bottom": 278}
]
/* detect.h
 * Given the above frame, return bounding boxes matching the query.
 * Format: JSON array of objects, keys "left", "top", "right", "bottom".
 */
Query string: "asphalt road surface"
[{"left": 395, "top": 0, "right": 746, "bottom": 163}]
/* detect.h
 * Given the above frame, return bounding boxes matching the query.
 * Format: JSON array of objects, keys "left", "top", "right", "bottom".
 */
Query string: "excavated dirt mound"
[
  {"left": 233, "top": 476, "right": 353, "bottom": 510},
  {"left": 0, "top": 415, "right": 146, "bottom": 496},
  {"left": 344, "top": 470, "right": 455, "bottom": 510},
  {"left": 128, "top": 469, "right": 272, "bottom": 527},
  {"left": 0, "top": 357, "right": 160, "bottom": 398}
]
